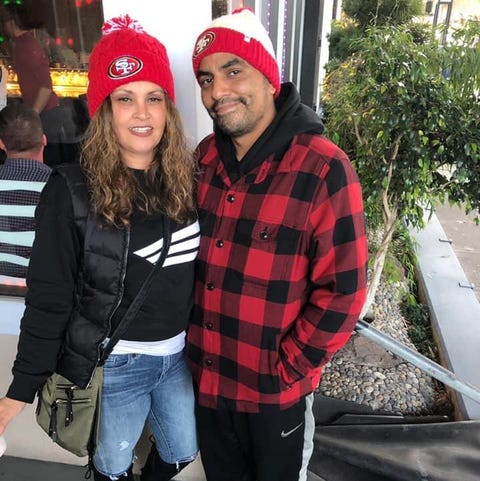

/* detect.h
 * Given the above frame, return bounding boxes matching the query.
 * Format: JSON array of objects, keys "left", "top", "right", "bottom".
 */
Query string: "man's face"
[{"left": 196, "top": 53, "right": 276, "bottom": 142}]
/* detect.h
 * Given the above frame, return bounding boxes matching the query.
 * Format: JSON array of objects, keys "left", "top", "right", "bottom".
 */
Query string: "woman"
[{"left": 0, "top": 15, "right": 199, "bottom": 481}]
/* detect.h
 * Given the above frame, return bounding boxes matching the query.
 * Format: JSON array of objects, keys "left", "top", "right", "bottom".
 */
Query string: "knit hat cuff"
[{"left": 193, "top": 27, "right": 280, "bottom": 95}]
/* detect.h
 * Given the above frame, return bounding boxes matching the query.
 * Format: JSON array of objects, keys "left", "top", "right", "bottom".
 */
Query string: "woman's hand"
[{"left": 0, "top": 397, "right": 26, "bottom": 435}]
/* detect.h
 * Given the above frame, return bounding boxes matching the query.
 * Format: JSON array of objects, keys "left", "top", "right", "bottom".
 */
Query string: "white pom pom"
[{"left": 102, "top": 14, "right": 145, "bottom": 36}]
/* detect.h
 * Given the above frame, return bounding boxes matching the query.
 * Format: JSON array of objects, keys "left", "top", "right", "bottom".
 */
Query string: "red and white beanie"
[
  {"left": 87, "top": 14, "right": 175, "bottom": 118},
  {"left": 192, "top": 8, "right": 280, "bottom": 95}
]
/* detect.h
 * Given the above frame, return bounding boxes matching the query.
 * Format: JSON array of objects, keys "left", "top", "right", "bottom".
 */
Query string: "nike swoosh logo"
[{"left": 280, "top": 422, "right": 304, "bottom": 438}]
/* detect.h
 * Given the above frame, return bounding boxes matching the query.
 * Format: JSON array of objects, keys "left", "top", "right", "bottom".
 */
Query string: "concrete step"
[{"left": 410, "top": 212, "right": 480, "bottom": 420}]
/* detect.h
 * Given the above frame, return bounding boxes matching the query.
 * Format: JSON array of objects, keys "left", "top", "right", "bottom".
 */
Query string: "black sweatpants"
[{"left": 196, "top": 394, "right": 315, "bottom": 481}]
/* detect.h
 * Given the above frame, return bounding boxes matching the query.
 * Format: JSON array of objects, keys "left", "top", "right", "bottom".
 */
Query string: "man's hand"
[{"left": 0, "top": 397, "right": 26, "bottom": 435}]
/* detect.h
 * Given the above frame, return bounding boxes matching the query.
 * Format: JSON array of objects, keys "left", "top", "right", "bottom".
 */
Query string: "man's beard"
[{"left": 210, "top": 97, "right": 254, "bottom": 138}]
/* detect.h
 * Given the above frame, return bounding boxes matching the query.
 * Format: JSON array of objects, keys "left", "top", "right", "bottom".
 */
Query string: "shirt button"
[
  {"left": 226, "top": 194, "right": 235, "bottom": 203},
  {"left": 206, "top": 282, "right": 215, "bottom": 291},
  {"left": 205, "top": 359, "right": 213, "bottom": 366},
  {"left": 260, "top": 230, "right": 269, "bottom": 240},
  {"left": 216, "top": 240, "right": 224, "bottom": 248},
  {"left": 205, "top": 322, "right": 213, "bottom": 330}
]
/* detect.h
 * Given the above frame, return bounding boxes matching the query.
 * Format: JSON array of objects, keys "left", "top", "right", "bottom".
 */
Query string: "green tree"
[
  {"left": 437, "top": 20, "right": 480, "bottom": 210},
  {"left": 441, "top": 20, "right": 480, "bottom": 106},
  {"left": 328, "top": 19, "right": 363, "bottom": 64},
  {"left": 329, "top": 0, "right": 423, "bottom": 62},
  {"left": 343, "top": 0, "right": 423, "bottom": 27},
  {"left": 323, "top": 22, "right": 480, "bottom": 317}
]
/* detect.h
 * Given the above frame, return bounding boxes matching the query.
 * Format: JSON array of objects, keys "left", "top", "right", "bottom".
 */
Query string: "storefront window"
[
  {"left": 0, "top": 0, "right": 104, "bottom": 296},
  {"left": 0, "top": 0, "right": 103, "bottom": 99}
]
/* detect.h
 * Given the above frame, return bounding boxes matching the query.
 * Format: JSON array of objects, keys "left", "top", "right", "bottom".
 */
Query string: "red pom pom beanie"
[
  {"left": 192, "top": 8, "right": 280, "bottom": 95},
  {"left": 87, "top": 14, "right": 175, "bottom": 118}
]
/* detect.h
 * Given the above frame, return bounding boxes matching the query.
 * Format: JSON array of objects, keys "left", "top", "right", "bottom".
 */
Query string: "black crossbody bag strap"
[{"left": 100, "top": 216, "right": 172, "bottom": 362}]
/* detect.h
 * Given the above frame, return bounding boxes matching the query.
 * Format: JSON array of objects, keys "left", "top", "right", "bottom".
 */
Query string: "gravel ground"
[{"left": 317, "top": 277, "right": 451, "bottom": 416}]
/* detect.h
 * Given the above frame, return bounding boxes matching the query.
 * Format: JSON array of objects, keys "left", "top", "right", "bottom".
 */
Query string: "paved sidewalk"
[
  {"left": 0, "top": 456, "right": 207, "bottom": 481},
  {"left": 434, "top": 203, "right": 480, "bottom": 302}
]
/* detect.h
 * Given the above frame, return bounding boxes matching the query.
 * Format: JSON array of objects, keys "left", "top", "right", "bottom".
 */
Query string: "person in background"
[
  {"left": 0, "top": 104, "right": 50, "bottom": 286},
  {"left": 187, "top": 8, "right": 368, "bottom": 481},
  {"left": 0, "top": 15, "right": 198, "bottom": 481},
  {"left": 2, "top": 4, "right": 75, "bottom": 166},
  {"left": 0, "top": 60, "right": 7, "bottom": 111}
]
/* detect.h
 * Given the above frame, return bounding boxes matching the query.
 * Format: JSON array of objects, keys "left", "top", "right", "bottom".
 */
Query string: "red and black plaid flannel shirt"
[{"left": 187, "top": 132, "right": 368, "bottom": 412}]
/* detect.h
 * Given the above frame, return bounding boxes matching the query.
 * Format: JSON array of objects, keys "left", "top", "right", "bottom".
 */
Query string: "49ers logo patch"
[
  {"left": 193, "top": 32, "right": 215, "bottom": 58},
  {"left": 108, "top": 56, "right": 143, "bottom": 79}
]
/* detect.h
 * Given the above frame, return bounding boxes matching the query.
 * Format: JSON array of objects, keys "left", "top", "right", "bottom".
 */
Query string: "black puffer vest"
[{"left": 54, "top": 163, "right": 128, "bottom": 388}]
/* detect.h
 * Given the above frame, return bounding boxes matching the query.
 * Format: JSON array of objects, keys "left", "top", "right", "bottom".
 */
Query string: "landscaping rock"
[{"left": 317, "top": 277, "right": 450, "bottom": 416}]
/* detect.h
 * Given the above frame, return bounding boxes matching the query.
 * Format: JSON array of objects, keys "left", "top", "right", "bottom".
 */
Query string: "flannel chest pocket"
[{"left": 232, "top": 218, "right": 302, "bottom": 289}]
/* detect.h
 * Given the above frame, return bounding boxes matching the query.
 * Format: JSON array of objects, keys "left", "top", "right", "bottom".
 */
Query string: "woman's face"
[{"left": 110, "top": 80, "right": 167, "bottom": 169}]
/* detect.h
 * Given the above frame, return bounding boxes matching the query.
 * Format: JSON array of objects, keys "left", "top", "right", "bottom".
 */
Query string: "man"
[
  {"left": 0, "top": 104, "right": 50, "bottom": 285},
  {"left": 187, "top": 8, "right": 368, "bottom": 481},
  {"left": 3, "top": 5, "right": 57, "bottom": 116},
  {"left": 3, "top": 5, "right": 75, "bottom": 166}
]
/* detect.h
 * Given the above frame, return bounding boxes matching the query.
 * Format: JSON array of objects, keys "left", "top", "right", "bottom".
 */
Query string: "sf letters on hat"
[
  {"left": 107, "top": 56, "right": 144, "bottom": 80},
  {"left": 194, "top": 32, "right": 215, "bottom": 58}
]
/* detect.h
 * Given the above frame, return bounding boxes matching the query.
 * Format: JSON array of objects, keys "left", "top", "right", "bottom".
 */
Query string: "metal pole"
[
  {"left": 355, "top": 319, "right": 480, "bottom": 406},
  {"left": 52, "top": 0, "right": 59, "bottom": 39},
  {"left": 75, "top": 2, "right": 85, "bottom": 56}
]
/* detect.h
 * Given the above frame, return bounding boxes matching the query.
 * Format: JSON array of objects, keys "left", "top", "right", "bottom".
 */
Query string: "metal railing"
[{"left": 355, "top": 319, "right": 480, "bottom": 406}]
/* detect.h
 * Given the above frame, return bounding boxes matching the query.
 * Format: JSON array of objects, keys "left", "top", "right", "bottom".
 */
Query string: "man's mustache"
[{"left": 210, "top": 97, "right": 246, "bottom": 113}]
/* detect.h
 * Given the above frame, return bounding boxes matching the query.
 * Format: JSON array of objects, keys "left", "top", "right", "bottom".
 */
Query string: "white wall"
[
  {"left": 102, "top": 0, "right": 213, "bottom": 146},
  {"left": 0, "top": 296, "right": 24, "bottom": 335},
  {"left": 316, "top": 0, "right": 334, "bottom": 111},
  {"left": 446, "top": 0, "right": 480, "bottom": 23}
]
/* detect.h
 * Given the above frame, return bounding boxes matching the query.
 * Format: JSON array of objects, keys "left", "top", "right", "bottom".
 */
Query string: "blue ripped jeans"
[{"left": 93, "top": 350, "right": 198, "bottom": 479}]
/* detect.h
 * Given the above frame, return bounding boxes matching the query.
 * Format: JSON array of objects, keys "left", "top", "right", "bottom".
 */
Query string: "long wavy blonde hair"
[{"left": 80, "top": 96, "right": 196, "bottom": 227}]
